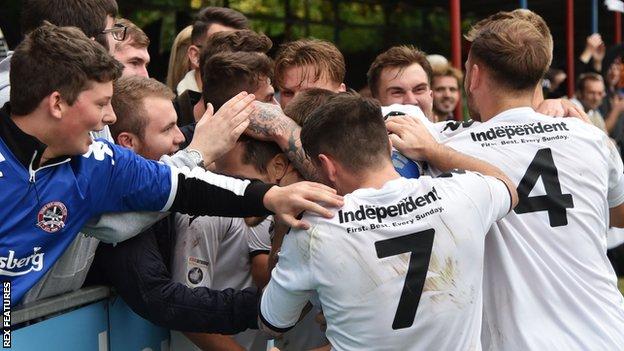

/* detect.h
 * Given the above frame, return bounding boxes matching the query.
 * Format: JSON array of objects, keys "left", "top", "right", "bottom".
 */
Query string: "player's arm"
[
  {"left": 610, "top": 205, "right": 624, "bottom": 228},
  {"left": 246, "top": 218, "right": 272, "bottom": 288},
  {"left": 96, "top": 142, "right": 342, "bottom": 230},
  {"left": 183, "top": 333, "right": 246, "bottom": 351},
  {"left": 268, "top": 221, "right": 290, "bottom": 272},
  {"left": 245, "top": 101, "right": 321, "bottom": 182},
  {"left": 169, "top": 170, "right": 343, "bottom": 229},
  {"left": 82, "top": 148, "right": 204, "bottom": 244},
  {"left": 259, "top": 227, "right": 314, "bottom": 337},
  {"left": 251, "top": 253, "right": 270, "bottom": 289},
  {"left": 93, "top": 229, "right": 260, "bottom": 334},
  {"left": 386, "top": 116, "right": 518, "bottom": 209},
  {"left": 606, "top": 133, "right": 624, "bottom": 228}
]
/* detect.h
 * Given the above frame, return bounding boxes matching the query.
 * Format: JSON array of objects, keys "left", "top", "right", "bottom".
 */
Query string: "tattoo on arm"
[
  {"left": 286, "top": 129, "right": 321, "bottom": 182},
  {"left": 247, "top": 104, "right": 289, "bottom": 140},
  {"left": 247, "top": 102, "right": 320, "bottom": 181}
]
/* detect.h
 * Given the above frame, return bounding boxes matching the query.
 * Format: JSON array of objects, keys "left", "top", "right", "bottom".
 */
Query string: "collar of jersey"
[
  {"left": 348, "top": 177, "right": 406, "bottom": 198},
  {"left": 488, "top": 107, "right": 535, "bottom": 122},
  {"left": 0, "top": 102, "right": 69, "bottom": 169}
]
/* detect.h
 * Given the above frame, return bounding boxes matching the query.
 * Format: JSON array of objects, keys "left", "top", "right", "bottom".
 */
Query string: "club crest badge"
[{"left": 37, "top": 201, "right": 68, "bottom": 233}]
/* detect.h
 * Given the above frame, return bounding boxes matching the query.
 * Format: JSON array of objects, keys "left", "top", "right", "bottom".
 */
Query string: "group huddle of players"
[{"left": 256, "top": 10, "right": 624, "bottom": 351}]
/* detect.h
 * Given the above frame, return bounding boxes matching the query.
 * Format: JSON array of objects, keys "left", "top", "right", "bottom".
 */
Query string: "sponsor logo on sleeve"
[
  {"left": 82, "top": 141, "right": 114, "bottom": 164},
  {"left": 37, "top": 202, "right": 68, "bottom": 233}
]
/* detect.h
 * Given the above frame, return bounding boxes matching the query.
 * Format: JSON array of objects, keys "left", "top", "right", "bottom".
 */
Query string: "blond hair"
[
  {"left": 467, "top": 16, "right": 550, "bottom": 91},
  {"left": 466, "top": 9, "right": 553, "bottom": 66},
  {"left": 166, "top": 25, "right": 193, "bottom": 93},
  {"left": 274, "top": 39, "right": 345, "bottom": 89},
  {"left": 432, "top": 64, "right": 463, "bottom": 87}
]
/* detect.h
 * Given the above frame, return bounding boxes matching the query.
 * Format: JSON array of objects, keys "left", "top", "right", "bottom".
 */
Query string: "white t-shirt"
[
  {"left": 171, "top": 215, "right": 271, "bottom": 351},
  {"left": 260, "top": 175, "right": 510, "bottom": 351},
  {"left": 441, "top": 107, "right": 624, "bottom": 350}
]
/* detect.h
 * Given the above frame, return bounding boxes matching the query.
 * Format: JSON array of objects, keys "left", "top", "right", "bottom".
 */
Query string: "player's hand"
[
  {"left": 263, "top": 182, "right": 343, "bottom": 229},
  {"left": 245, "top": 101, "right": 295, "bottom": 142},
  {"left": 586, "top": 33, "right": 604, "bottom": 51},
  {"left": 536, "top": 98, "right": 591, "bottom": 123},
  {"left": 187, "top": 92, "right": 255, "bottom": 165},
  {"left": 315, "top": 311, "right": 327, "bottom": 333},
  {"left": 385, "top": 116, "right": 441, "bottom": 162},
  {"left": 611, "top": 95, "right": 624, "bottom": 115}
]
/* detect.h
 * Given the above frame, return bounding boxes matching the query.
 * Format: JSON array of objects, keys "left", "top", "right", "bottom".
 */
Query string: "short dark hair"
[
  {"left": 199, "top": 29, "right": 272, "bottom": 69},
  {"left": 238, "top": 135, "right": 282, "bottom": 174},
  {"left": 367, "top": 45, "right": 433, "bottom": 98},
  {"left": 191, "top": 7, "right": 248, "bottom": 45},
  {"left": 111, "top": 76, "right": 175, "bottom": 141},
  {"left": 201, "top": 51, "right": 273, "bottom": 111},
  {"left": 301, "top": 93, "right": 390, "bottom": 172},
  {"left": 21, "top": 0, "right": 118, "bottom": 38},
  {"left": 283, "top": 88, "right": 337, "bottom": 126},
  {"left": 10, "top": 23, "right": 123, "bottom": 115},
  {"left": 576, "top": 72, "right": 604, "bottom": 92}
]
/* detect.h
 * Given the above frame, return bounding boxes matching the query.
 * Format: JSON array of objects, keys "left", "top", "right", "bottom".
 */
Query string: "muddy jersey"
[
  {"left": 441, "top": 107, "right": 624, "bottom": 350},
  {"left": 260, "top": 175, "right": 510, "bottom": 351}
]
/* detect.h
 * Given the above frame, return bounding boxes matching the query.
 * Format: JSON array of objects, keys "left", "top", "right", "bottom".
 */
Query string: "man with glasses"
[
  {"left": 1, "top": 0, "right": 122, "bottom": 106},
  {"left": 111, "top": 19, "right": 150, "bottom": 78},
  {"left": 102, "top": 22, "right": 127, "bottom": 42}
]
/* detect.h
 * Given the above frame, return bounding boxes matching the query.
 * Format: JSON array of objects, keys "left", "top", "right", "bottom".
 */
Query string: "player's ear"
[
  {"left": 468, "top": 63, "right": 480, "bottom": 93},
  {"left": 116, "top": 132, "right": 140, "bottom": 152},
  {"left": 47, "top": 91, "right": 64, "bottom": 120},
  {"left": 267, "top": 153, "right": 289, "bottom": 184},
  {"left": 318, "top": 154, "right": 338, "bottom": 183},
  {"left": 187, "top": 45, "right": 201, "bottom": 70}
]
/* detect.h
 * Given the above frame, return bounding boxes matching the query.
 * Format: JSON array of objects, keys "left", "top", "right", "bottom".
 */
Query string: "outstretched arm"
[
  {"left": 246, "top": 102, "right": 321, "bottom": 182},
  {"left": 386, "top": 116, "right": 518, "bottom": 209}
]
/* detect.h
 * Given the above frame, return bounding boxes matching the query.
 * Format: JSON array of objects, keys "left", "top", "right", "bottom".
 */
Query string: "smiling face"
[
  {"left": 432, "top": 75, "right": 460, "bottom": 117},
  {"left": 376, "top": 63, "right": 433, "bottom": 118},
  {"left": 58, "top": 80, "right": 115, "bottom": 155}
]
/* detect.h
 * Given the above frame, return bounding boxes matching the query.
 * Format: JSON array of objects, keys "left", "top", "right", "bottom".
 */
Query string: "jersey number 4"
[
  {"left": 374, "top": 229, "right": 435, "bottom": 330},
  {"left": 515, "top": 148, "right": 574, "bottom": 227}
]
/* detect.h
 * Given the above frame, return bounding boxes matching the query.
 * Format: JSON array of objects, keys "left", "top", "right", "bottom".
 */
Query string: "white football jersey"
[
  {"left": 260, "top": 175, "right": 511, "bottom": 351},
  {"left": 441, "top": 107, "right": 624, "bottom": 350},
  {"left": 171, "top": 215, "right": 271, "bottom": 351},
  {"left": 381, "top": 104, "right": 441, "bottom": 140}
]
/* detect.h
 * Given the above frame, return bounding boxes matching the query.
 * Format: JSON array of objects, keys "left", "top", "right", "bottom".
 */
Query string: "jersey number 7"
[
  {"left": 514, "top": 148, "right": 574, "bottom": 227},
  {"left": 375, "top": 229, "right": 435, "bottom": 330}
]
